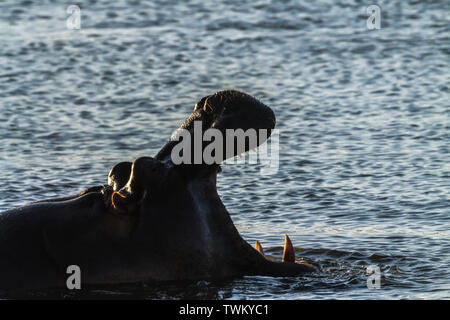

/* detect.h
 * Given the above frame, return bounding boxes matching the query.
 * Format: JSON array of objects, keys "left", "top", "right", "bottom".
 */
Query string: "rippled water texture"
[{"left": 0, "top": 0, "right": 449, "bottom": 299}]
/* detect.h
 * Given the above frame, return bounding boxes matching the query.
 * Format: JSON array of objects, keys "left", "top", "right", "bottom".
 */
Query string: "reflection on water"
[{"left": 0, "top": 0, "right": 448, "bottom": 299}]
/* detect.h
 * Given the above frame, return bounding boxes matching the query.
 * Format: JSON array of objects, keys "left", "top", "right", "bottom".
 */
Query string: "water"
[{"left": 0, "top": 0, "right": 448, "bottom": 299}]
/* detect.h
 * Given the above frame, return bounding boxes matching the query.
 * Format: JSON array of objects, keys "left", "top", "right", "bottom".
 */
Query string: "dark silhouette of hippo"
[{"left": 0, "top": 90, "right": 314, "bottom": 292}]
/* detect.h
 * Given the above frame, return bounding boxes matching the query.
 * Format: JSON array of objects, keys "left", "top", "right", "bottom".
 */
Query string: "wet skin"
[{"left": 0, "top": 90, "right": 314, "bottom": 292}]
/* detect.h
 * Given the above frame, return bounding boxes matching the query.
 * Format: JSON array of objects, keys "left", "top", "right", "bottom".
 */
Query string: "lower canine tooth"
[
  {"left": 255, "top": 240, "right": 265, "bottom": 256},
  {"left": 282, "top": 234, "right": 295, "bottom": 263}
]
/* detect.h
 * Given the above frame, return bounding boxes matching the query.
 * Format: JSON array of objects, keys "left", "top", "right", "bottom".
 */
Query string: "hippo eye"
[{"left": 151, "top": 164, "right": 163, "bottom": 172}]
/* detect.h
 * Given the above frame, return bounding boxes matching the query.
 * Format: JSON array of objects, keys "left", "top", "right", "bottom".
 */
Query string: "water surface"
[{"left": 0, "top": 0, "right": 448, "bottom": 299}]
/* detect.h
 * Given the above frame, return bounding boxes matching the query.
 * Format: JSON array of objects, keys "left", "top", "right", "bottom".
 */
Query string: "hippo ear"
[
  {"left": 110, "top": 190, "right": 141, "bottom": 215},
  {"left": 111, "top": 191, "right": 128, "bottom": 214},
  {"left": 282, "top": 234, "right": 296, "bottom": 263}
]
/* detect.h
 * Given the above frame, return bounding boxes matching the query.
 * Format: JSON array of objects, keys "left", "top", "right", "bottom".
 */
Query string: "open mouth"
[{"left": 103, "top": 90, "right": 314, "bottom": 274}]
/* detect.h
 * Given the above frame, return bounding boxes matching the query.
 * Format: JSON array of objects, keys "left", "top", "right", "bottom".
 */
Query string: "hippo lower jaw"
[
  {"left": 107, "top": 159, "right": 315, "bottom": 282},
  {"left": 197, "top": 169, "right": 315, "bottom": 278}
]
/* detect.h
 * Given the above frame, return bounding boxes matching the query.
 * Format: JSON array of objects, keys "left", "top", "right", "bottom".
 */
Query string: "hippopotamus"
[{"left": 0, "top": 90, "right": 314, "bottom": 292}]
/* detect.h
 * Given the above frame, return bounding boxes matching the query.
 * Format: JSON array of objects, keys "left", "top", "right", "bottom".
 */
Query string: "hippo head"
[
  {"left": 0, "top": 90, "right": 313, "bottom": 291},
  {"left": 99, "top": 90, "right": 314, "bottom": 281}
]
